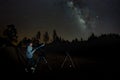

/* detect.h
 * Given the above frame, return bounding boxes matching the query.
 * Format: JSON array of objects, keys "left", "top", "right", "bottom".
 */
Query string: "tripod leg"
[
  {"left": 42, "top": 57, "right": 52, "bottom": 71},
  {"left": 42, "top": 57, "right": 47, "bottom": 63},
  {"left": 68, "top": 55, "right": 76, "bottom": 68},
  {"left": 61, "top": 56, "right": 68, "bottom": 68},
  {"left": 66, "top": 52, "right": 76, "bottom": 68},
  {"left": 35, "top": 56, "right": 42, "bottom": 68}
]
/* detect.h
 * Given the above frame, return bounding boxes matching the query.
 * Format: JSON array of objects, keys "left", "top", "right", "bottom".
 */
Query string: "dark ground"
[{"left": 0, "top": 45, "right": 120, "bottom": 80}]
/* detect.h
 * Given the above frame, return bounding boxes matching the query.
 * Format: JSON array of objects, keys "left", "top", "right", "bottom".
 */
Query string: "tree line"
[{"left": 0, "top": 24, "right": 120, "bottom": 55}]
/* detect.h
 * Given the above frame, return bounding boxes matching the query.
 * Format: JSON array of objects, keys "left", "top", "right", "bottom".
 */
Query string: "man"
[{"left": 25, "top": 41, "right": 45, "bottom": 73}]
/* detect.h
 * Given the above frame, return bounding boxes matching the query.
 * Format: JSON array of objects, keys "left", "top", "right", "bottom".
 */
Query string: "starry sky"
[{"left": 0, "top": 0, "right": 120, "bottom": 41}]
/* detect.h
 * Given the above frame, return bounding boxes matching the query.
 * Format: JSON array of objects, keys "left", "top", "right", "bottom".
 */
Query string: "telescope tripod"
[
  {"left": 61, "top": 52, "right": 76, "bottom": 69},
  {"left": 35, "top": 55, "right": 52, "bottom": 71}
]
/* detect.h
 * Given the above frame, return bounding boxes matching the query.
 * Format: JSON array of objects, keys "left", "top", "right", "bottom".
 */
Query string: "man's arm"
[
  {"left": 31, "top": 49, "right": 36, "bottom": 54},
  {"left": 36, "top": 44, "right": 45, "bottom": 50}
]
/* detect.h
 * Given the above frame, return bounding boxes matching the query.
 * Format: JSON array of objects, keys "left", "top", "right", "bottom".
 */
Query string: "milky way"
[{"left": 64, "top": 0, "right": 98, "bottom": 39}]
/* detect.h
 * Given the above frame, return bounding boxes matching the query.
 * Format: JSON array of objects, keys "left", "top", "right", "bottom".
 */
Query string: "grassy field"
[{"left": 1, "top": 47, "right": 105, "bottom": 80}]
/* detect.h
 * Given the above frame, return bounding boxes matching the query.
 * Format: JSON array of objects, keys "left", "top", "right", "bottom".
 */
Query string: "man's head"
[{"left": 29, "top": 42, "right": 33, "bottom": 46}]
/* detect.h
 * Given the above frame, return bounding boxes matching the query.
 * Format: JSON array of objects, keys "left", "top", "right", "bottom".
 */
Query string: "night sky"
[{"left": 0, "top": 0, "right": 120, "bottom": 41}]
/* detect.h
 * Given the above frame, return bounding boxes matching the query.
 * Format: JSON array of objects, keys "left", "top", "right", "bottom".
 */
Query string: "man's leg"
[
  {"left": 29, "top": 58, "right": 36, "bottom": 73},
  {"left": 25, "top": 58, "right": 35, "bottom": 73},
  {"left": 25, "top": 58, "right": 31, "bottom": 72}
]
